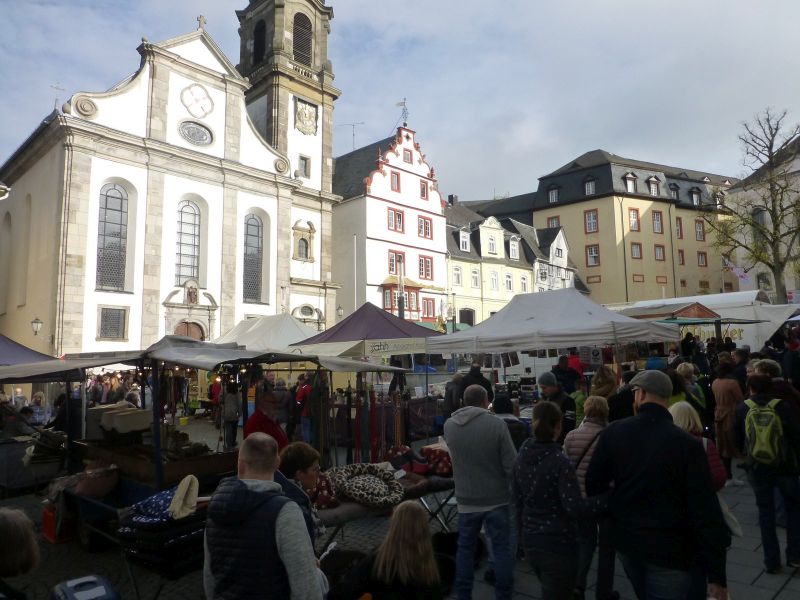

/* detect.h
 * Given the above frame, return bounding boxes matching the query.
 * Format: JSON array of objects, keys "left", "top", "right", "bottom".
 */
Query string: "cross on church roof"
[{"left": 197, "top": 15, "right": 207, "bottom": 31}]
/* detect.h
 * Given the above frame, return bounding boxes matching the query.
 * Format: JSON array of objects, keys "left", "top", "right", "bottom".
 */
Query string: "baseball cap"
[
  {"left": 538, "top": 371, "right": 558, "bottom": 388},
  {"left": 629, "top": 370, "right": 672, "bottom": 399}
]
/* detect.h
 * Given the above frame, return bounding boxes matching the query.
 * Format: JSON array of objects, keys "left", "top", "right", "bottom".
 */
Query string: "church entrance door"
[{"left": 174, "top": 322, "right": 204, "bottom": 340}]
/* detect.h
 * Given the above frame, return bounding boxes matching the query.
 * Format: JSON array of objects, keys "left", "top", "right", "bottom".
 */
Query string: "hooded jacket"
[
  {"left": 443, "top": 406, "right": 516, "bottom": 510},
  {"left": 513, "top": 439, "right": 606, "bottom": 554},
  {"left": 203, "top": 478, "right": 322, "bottom": 600}
]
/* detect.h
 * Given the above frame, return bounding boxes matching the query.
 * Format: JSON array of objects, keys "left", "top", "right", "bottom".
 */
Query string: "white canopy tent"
[
  {"left": 426, "top": 289, "right": 679, "bottom": 354},
  {"left": 215, "top": 314, "right": 319, "bottom": 351},
  {"left": 629, "top": 291, "right": 798, "bottom": 349}
]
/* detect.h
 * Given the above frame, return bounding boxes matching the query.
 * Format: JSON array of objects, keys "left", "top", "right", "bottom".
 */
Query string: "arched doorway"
[{"left": 174, "top": 321, "right": 205, "bottom": 340}]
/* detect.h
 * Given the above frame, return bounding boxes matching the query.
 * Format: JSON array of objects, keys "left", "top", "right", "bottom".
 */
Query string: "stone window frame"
[
  {"left": 292, "top": 220, "right": 316, "bottom": 263},
  {"left": 96, "top": 305, "right": 129, "bottom": 342},
  {"left": 298, "top": 155, "right": 311, "bottom": 179}
]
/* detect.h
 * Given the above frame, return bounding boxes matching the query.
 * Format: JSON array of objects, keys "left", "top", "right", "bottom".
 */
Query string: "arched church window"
[
  {"left": 298, "top": 238, "right": 309, "bottom": 260},
  {"left": 176, "top": 200, "right": 200, "bottom": 286},
  {"left": 96, "top": 183, "right": 128, "bottom": 291},
  {"left": 293, "top": 13, "right": 313, "bottom": 66},
  {"left": 253, "top": 20, "right": 266, "bottom": 65},
  {"left": 243, "top": 214, "right": 263, "bottom": 303}
]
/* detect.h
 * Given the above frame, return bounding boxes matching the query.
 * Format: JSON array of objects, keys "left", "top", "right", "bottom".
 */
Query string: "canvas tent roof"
[
  {"left": 426, "top": 288, "right": 679, "bottom": 354},
  {"left": 215, "top": 314, "right": 318, "bottom": 351},
  {"left": 630, "top": 291, "right": 798, "bottom": 349},
  {"left": 0, "top": 336, "right": 404, "bottom": 383},
  {"left": 0, "top": 334, "right": 53, "bottom": 366},
  {"left": 291, "top": 302, "right": 441, "bottom": 358}
]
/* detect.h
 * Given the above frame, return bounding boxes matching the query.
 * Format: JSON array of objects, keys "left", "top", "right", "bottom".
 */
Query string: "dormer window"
[
  {"left": 548, "top": 188, "right": 559, "bottom": 203},
  {"left": 647, "top": 177, "right": 660, "bottom": 196},
  {"left": 488, "top": 235, "right": 497, "bottom": 254},
  {"left": 624, "top": 173, "right": 637, "bottom": 194},
  {"left": 669, "top": 184, "right": 679, "bottom": 200},
  {"left": 509, "top": 239, "right": 519, "bottom": 260},
  {"left": 691, "top": 189, "right": 701, "bottom": 206},
  {"left": 584, "top": 179, "right": 596, "bottom": 196},
  {"left": 459, "top": 230, "right": 470, "bottom": 252}
]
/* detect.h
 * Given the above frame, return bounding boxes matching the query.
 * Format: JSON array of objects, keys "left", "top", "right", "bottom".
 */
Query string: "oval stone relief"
[{"left": 178, "top": 121, "right": 213, "bottom": 146}]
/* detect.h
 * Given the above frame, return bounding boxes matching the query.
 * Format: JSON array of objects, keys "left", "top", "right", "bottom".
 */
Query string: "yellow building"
[
  {"left": 443, "top": 200, "right": 582, "bottom": 326},
  {"left": 472, "top": 150, "right": 739, "bottom": 304}
]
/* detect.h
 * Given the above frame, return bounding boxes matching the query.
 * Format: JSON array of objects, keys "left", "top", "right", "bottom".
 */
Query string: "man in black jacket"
[
  {"left": 734, "top": 373, "right": 800, "bottom": 573},
  {"left": 585, "top": 370, "right": 729, "bottom": 600},
  {"left": 537, "top": 371, "right": 576, "bottom": 442},
  {"left": 457, "top": 362, "right": 494, "bottom": 404}
]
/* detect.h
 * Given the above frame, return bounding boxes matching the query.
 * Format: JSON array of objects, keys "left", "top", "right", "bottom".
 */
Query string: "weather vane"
[{"left": 50, "top": 83, "right": 65, "bottom": 110}]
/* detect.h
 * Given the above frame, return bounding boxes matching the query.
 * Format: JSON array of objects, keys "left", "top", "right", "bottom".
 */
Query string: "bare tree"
[{"left": 705, "top": 108, "right": 800, "bottom": 303}]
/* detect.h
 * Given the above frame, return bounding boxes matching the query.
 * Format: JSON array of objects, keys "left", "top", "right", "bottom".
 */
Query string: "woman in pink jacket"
[{"left": 564, "top": 396, "right": 616, "bottom": 600}]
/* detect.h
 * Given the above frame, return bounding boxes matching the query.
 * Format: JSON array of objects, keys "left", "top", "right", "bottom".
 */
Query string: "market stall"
[
  {"left": 426, "top": 288, "right": 679, "bottom": 355},
  {"left": 291, "top": 302, "right": 444, "bottom": 461},
  {"left": 215, "top": 313, "right": 319, "bottom": 350}
]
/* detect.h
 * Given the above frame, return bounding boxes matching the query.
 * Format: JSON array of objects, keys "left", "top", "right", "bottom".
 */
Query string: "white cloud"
[{"left": 2, "top": 0, "right": 800, "bottom": 198}]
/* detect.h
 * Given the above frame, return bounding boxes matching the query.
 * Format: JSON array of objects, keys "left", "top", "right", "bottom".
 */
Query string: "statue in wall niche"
[{"left": 186, "top": 284, "right": 199, "bottom": 305}]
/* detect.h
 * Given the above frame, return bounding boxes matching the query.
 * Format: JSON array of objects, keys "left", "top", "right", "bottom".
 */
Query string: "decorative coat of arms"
[
  {"left": 180, "top": 84, "right": 214, "bottom": 119},
  {"left": 295, "top": 99, "right": 318, "bottom": 135}
]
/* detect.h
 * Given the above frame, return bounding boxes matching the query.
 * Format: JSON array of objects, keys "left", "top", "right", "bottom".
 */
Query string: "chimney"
[{"left": 447, "top": 194, "right": 458, "bottom": 205}]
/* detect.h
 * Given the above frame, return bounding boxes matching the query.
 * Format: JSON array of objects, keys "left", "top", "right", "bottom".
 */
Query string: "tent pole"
[
  {"left": 151, "top": 359, "right": 164, "bottom": 489},
  {"left": 425, "top": 354, "right": 431, "bottom": 443},
  {"left": 80, "top": 370, "right": 87, "bottom": 439}
]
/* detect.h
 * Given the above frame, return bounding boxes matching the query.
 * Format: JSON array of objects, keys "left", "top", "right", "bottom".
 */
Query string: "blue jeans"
[
  {"left": 223, "top": 420, "right": 238, "bottom": 451},
  {"left": 619, "top": 553, "right": 692, "bottom": 600},
  {"left": 301, "top": 416, "right": 313, "bottom": 445},
  {"left": 747, "top": 467, "right": 800, "bottom": 569},
  {"left": 485, "top": 502, "right": 518, "bottom": 567},
  {"left": 456, "top": 506, "right": 513, "bottom": 600}
]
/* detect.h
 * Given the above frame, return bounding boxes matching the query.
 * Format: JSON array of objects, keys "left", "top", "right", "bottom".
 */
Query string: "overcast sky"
[{"left": 2, "top": 0, "right": 799, "bottom": 199}]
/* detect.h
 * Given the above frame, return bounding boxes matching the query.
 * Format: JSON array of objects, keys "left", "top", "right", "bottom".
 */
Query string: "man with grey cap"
[
  {"left": 537, "top": 371, "right": 576, "bottom": 442},
  {"left": 585, "top": 370, "right": 730, "bottom": 600}
]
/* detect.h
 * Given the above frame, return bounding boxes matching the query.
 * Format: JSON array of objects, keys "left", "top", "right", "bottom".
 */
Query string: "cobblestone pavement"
[{"left": 2, "top": 417, "right": 799, "bottom": 599}]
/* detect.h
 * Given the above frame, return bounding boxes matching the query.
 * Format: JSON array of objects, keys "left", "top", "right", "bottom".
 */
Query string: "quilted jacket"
[{"left": 563, "top": 418, "right": 606, "bottom": 496}]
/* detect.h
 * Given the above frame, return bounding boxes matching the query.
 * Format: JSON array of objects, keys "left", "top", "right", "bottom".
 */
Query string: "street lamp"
[
  {"left": 31, "top": 317, "right": 43, "bottom": 336},
  {"left": 336, "top": 305, "right": 344, "bottom": 318}
]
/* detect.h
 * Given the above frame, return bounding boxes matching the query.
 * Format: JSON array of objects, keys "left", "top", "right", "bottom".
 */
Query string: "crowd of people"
[
  {"left": 435, "top": 326, "right": 800, "bottom": 600},
  {"left": 3, "top": 327, "right": 800, "bottom": 600},
  {"left": 199, "top": 334, "right": 800, "bottom": 600}
]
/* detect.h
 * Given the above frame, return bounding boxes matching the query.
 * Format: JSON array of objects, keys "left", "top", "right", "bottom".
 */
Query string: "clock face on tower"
[{"left": 295, "top": 99, "right": 318, "bottom": 136}]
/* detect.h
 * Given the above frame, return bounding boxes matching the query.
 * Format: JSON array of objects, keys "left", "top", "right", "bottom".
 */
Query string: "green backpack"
[{"left": 744, "top": 398, "right": 784, "bottom": 466}]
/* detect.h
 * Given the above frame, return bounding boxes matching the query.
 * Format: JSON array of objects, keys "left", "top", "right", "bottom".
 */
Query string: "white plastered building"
[
  {"left": 331, "top": 127, "right": 448, "bottom": 323},
  {"left": 0, "top": 0, "right": 342, "bottom": 355}
]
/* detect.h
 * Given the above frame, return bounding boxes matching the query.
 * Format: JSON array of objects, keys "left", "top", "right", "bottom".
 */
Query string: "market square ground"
[{"left": 2, "top": 420, "right": 799, "bottom": 599}]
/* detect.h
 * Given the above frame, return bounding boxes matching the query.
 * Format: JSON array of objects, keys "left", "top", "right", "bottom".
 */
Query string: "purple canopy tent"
[
  {"left": 0, "top": 334, "right": 52, "bottom": 366},
  {"left": 292, "top": 303, "right": 442, "bottom": 461},
  {"left": 291, "top": 302, "right": 441, "bottom": 357}
]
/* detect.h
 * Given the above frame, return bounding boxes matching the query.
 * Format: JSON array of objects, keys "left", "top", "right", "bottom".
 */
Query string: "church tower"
[{"left": 236, "top": 0, "right": 340, "bottom": 193}]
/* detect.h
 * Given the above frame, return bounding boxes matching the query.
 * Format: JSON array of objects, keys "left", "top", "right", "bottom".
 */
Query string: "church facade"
[{"left": 0, "top": 0, "right": 341, "bottom": 356}]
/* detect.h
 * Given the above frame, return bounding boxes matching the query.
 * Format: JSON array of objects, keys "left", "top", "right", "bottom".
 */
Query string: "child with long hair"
[{"left": 329, "top": 501, "right": 443, "bottom": 600}]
